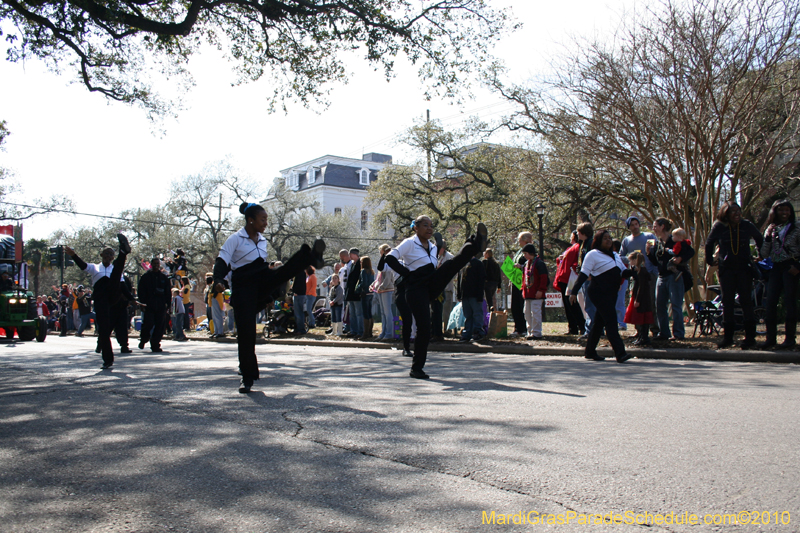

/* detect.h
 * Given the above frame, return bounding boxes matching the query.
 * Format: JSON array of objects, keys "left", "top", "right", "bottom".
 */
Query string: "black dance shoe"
[
  {"left": 475, "top": 222, "right": 488, "bottom": 253},
  {"left": 402, "top": 349, "right": 414, "bottom": 357},
  {"left": 311, "top": 239, "right": 326, "bottom": 269},
  {"left": 238, "top": 379, "right": 253, "bottom": 393},
  {"left": 616, "top": 352, "right": 633, "bottom": 363},
  {"left": 409, "top": 369, "right": 430, "bottom": 379},
  {"left": 117, "top": 233, "right": 131, "bottom": 255}
]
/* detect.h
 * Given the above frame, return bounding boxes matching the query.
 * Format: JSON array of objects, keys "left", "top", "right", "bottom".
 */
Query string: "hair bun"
[{"left": 239, "top": 202, "right": 249, "bottom": 215}]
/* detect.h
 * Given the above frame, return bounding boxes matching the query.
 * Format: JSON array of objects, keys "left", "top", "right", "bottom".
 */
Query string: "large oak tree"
[{"left": 1, "top": 0, "right": 515, "bottom": 116}]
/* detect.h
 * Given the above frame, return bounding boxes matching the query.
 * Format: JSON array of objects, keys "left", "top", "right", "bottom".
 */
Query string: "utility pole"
[{"left": 426, "top": 109, "right": 432, "bottom": 181}]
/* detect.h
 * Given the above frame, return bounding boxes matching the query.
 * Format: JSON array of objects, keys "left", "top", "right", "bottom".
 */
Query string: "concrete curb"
[
  {"left": 70, "top": 331, "right": 800, "bottom": 364},
  {"left": 253, "top": 337, "right": 800, "bottom": 364}
]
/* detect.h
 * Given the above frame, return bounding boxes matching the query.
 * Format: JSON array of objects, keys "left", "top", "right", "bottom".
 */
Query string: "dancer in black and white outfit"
[
  {"left": 379, "top": 216, "right": 487, "bottom": 379},
  {"left": 214, "top": 202, "right": 325, "bottom": 393},
  {"left": 65, "top": 234, "right": 131, "bottom": 370},
  {"left": 569, "top": 230, "right": 633, "bottom": 363}
]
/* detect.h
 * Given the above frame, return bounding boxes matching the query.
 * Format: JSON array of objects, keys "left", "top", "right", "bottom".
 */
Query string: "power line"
[{"left": 0, "top": 201, "right": 405, "bottom": 243}]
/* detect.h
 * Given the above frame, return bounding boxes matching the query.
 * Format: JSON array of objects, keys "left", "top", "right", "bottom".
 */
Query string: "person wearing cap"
[
  {"left": 379, "top": 216, "right": 488, "bottom": 379},
  {"left": 620, "top": 215, "right": 660, "bottom": 338},
  {"left": 343, "top": 248, "right": 363, "bottom": 337},
  {"left": 521, "top": 243, "right": 549, "bottom": 340},
  {"left": 65, "top": 234, "right": 131, "bottom": 369},
  {"left": 213, "top": 202, "right": 325, "bottom": 393}
]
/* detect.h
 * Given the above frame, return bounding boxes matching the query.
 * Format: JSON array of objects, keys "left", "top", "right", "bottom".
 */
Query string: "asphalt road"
[{"left": 1, "top": 336, "right": 799, "bottom": 532}]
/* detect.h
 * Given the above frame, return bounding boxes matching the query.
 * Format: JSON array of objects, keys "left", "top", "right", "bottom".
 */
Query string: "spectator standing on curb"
[
  {"left": 374, "top": 245, "right": 396, "bottom": 341},
  {"left": 760, "top": 199, "right": 800, "bottom": 349},
  {"left": 704, "top": 201, "right": 763, "bottom": 348},
  {"left": 170, "top": 288, "right": 187, "bottom": 341},
  {"left": 482, "top": 248, "right": 502, "bottom": 311},
  {"left": 521, "top": 244, "right": 548, "bottom": 340},
  {"left": 509, "top": 232, "right": 533, "bottom": 338},
  {"left": 648, "top": 217, "right": 694, "bottom": 341},
  {"left": 305, "top": 266, "right": 318, "bottom": 331},
  {"left": 457, "top": 251, "right": 486, "bottom": 342},
  {"left": 620, "top": 215, "right": 660, "bottom": 338},
  {"left": 344, "top": 248, "right": 363, "bottom": 338},
  {"left": 613, "top": 239, "right": 628, "bottom": 331},
  {"left": 357, "top": 256, "right": 375, "bottom": 339},
  {"left": 554, "top": 232, "right": 583, "bottom": 335},
  {"left": 328, "top": 274, "right": 344, "bottom": 336},
  {"left": 624, "top": 252, "right": 654, "bottom": 346}
]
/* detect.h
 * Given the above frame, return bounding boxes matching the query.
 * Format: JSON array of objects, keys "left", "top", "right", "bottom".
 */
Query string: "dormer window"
[
  {"left": 359, "top": 168, "right": 370, "bottom": 185},
  {"left": 308, "top": 166, "right": 319, "bottom": 185},
  {"left": 286, "top": 171, "right": 299, "bottom": 189}
]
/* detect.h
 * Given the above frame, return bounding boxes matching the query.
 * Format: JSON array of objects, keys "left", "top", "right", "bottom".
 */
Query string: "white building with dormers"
[{"left": 275, "top": 153, "right": 392, "bottom": 230}]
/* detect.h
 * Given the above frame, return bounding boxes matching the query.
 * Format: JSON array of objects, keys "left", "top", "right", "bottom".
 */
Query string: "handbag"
[{"left": 566, "top": 270, "right": 579, "bottom": 293}]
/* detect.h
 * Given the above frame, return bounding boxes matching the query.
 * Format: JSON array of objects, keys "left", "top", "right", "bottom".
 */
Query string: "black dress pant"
[
  {"left": 93, "top": 253, "right": 127, "bottom": 365},
  {"left": 111, "top": 300, "right": 130, "bottom": 349},
  {"left": 483, "top": 282, "right": 499, "bottom": 310},
  {"left": 585, "top": 288, "right": 626, "bottom": 357},
  {"left": 232, "top": 247, "right": 312, "bottom": 383},
  {"left": 511, "top": 284, "right": 526, "bottom": 334},
  {"left": 140, "top": 306, "right": 167, "bottom": 349},
  {"left": 765, "top": 261, "right": 798, "bottom": 331},
  {"left": 403, "top": 244, "right": 476, "bottom": 372},
  {"left": 394, "top": 285, "right": 412, "bottom": 351},
  {"left": 719, "top": 267, "right": 755, "bottom": 329}
]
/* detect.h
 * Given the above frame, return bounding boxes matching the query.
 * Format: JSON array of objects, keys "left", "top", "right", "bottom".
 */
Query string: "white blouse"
[
  {"left": 388, "top": 235, "right": 438, "bottom": 272},
  {"left": 580, "top": 250, "right": 627, "bottom": 277},
  {"left": 218, "top": 228, "right": 268, "bottom": 270}
]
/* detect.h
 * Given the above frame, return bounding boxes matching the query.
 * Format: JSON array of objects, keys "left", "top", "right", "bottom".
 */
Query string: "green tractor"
[{"left": 0, "top": 258, "right": 47, "bottom": 342}]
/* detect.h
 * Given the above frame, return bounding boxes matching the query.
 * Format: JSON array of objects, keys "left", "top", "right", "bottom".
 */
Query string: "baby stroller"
[{"left": 263, "top": 302, "right": 296, "bottom": 339}]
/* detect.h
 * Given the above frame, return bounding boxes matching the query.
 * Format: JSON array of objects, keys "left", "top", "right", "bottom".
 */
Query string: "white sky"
[{"left": 0, "top": 0, "right": 635, "bottom": 240}]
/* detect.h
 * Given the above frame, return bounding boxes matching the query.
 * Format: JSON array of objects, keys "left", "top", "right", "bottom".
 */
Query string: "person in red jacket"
[
  {"left": 522, "top": 244, "right": 549, "bottom": 340},
  {"left": 554, "top": 231, "right": 583, "bottom": 335}
]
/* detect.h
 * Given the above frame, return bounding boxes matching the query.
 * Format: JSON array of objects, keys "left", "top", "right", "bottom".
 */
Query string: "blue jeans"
[
  {"left": 616, "top": 279, "right": 629, "bottom": 327},
  {"left": 461, "top": 297, "right": 486, "bottom": 339},
  {"left": 77, "top": 312, "right": 95, "bottom": 335},
  {"left": 305, "top": 295, "right": 316, "bottom": 328},
  {"left": 347, "top": 300, "right": 364, "bottom": 336},
  {"left": 330, "top": 305, "right": 342, "bottom": 323},
  {"left": 293, "top": 295, "right": 307, "bottom": 334},
  {"left": 173, "top": 313, "right": 186, "bottom": 340},
  {"left": 377, "top": 291, "right": 394, "bottom": 338},
  {"left": 656, "top": 273, "right": 685, "bottom": 338},
  {"left": 361, "top": 294, "right": 373, "bottom": 319}
]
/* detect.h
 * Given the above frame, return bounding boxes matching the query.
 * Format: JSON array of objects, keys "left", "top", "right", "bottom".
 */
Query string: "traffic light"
[
  {"left": 48, "top": 246, "right": 61, "bottom": 267},
  {"left": 64, "top": 249, "right": 74, "bottom": 267}
]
